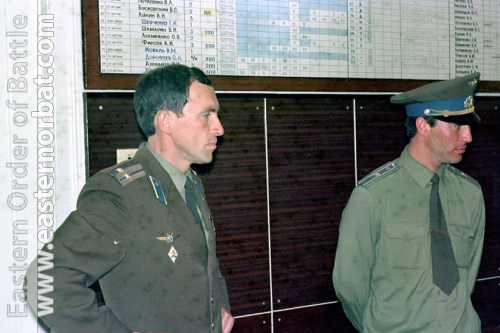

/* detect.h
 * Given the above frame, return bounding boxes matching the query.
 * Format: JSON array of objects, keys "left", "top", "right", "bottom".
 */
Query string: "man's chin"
[{"left": 447, "top": 155, "right": 463, "bottom": 165}]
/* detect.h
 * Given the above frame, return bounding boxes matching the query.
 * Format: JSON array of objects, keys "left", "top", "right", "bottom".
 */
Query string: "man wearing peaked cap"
[{"left": 334, "top": 73, "right": 485, "bottom": 332}]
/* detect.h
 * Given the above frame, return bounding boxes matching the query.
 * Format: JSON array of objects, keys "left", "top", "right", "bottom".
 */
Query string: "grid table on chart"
[
  {"left": 98, "top": 0, "right": 500, "bottom": 81},
  {"left": 232, "top": 0, "right": 349, "bottom": 77}
]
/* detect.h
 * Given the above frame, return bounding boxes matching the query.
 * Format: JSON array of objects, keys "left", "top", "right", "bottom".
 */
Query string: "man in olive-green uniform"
[
  {"left": 26, "top": 65, "right": 234, "bottom": 333},
  {"left": 333, "top": 73, "right": 485, "bottom": 332}
]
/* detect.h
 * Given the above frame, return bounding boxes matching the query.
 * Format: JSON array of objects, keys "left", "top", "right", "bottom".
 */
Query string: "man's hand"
[{"left": 222, "top": 307, "right": 234, "bottom": 333}]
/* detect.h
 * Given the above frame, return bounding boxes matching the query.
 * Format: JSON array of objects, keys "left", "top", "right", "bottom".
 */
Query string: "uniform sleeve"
[
  {"left": 333, "top": 186, "right": 378, "bottom": 332},
  {"left": 26, "top": 183, "right": 132, "bottom": 333},
  {"left": 467, "top": 190, "right": 485, "bottom": 294}
]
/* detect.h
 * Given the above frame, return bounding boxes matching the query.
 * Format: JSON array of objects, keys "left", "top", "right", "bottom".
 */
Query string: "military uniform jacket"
[
  {"left": 36, "top": 143, "right": 231, "bottom": 333},
  {"left": 333, "top": 146, "right": 485, "bottom": 333}
]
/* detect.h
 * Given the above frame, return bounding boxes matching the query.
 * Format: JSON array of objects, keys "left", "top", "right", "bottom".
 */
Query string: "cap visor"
[{"left": 434, "top": 112, "right": 480, "bottom": 126}]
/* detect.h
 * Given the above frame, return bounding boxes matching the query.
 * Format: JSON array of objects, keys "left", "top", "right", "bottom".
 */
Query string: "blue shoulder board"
[
  {"left": 357, "top": 161, "right": 399, "bottom": 187},
  {"left": 108, "top": 159, "right": 146, "bottom": 186},
  {"left": 445, "top": 164, "right": 481, "bottom": 188}
]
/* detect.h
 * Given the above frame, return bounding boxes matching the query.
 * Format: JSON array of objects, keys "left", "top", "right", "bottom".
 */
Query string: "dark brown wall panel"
[
  {"left": 273, "top": 303, "right": 356, "bottom": 333},
  {"left": 472, "top": 278, "right": 500, "bottom": 330},
  {"left": 355, "top": 96, "right": 408, "bottom": 179},
  {"left": 232, "top": 314, "right": 272, "bottom": 333},
  {"left": 267, "top": 97, "right": 354, "bottom": 309},
  {"left": 86, "top": 93, "right": 143, "bottom": 176}
]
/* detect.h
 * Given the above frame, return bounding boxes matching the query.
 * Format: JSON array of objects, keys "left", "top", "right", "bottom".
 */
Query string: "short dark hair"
[
  {"left": 405, "top": 116, "right": 437, "bottom": 138},
  {"left": 133, "top": 64, "right": 212, "bottom": 137}
]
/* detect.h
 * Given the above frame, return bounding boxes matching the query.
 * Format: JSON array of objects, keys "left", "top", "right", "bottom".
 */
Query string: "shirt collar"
[
  {"left": 146, "top": 143, "right": 192, "bottom": 195},
  {"left": 401, "top": 145, "right": 446, "bottom": 189}
]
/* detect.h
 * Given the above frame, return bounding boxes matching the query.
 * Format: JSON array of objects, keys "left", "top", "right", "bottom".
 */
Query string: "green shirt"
[
  {"left": 146, "top": 142, "right": 192, "bottom": 202},
  {"left": 146, "top": 143, "right": 209, "bottom": 242},
  {"left": 333, "top": 146, "right": 485, "bottom": 333}
]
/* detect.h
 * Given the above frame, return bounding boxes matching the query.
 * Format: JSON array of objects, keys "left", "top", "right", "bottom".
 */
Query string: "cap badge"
[{"left": 464, "top": 96, "right": 474, "bottom": 109}]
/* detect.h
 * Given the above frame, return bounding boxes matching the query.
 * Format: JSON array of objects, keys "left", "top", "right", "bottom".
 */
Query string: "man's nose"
[
  {"left": 460, "top": 125, "right": 473, "bottom": 143},
  {"left": 213, "top": 116, "right": 224, "bottom": 136}
]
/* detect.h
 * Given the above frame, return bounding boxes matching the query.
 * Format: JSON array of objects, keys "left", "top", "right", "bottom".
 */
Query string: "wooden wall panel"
[
  {"left": 86, "top": 93, "right": 143, "bottom": 176},
  {"left": 266, "top": 97, "right": 354, "bottom": 309},
  {"left": 472, "top": 279, "right": 500, "bottom": 330},
  {"left": 273, "top": 303, "right": 356, "bottom": 333},
  {"left": 232, "top": 314, "right": 272, "bottom": 333},
  {"left": 355, "top": 96, "right": 408, "bottom": 180}
]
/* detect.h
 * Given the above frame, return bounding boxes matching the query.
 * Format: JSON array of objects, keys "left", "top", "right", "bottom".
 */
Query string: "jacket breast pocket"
[
  {"left": 448, "top": 224, "right": 471, "bottom": 268},
  {"left": 385, "top": 224, "right": 427, "bottom": 269}
]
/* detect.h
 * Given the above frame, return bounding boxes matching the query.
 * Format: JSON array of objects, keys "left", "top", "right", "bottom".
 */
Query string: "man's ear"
[
  {"left": 154, "top": 110, "right": 171, "bottom": 134},
  {"left": 415, "top": 117, "right": 430, "bottom": 137}
]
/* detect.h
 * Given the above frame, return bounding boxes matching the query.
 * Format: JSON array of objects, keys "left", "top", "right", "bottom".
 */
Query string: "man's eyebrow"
[{"left": 198, "top": 108, "right": 220, "bottom": 116}]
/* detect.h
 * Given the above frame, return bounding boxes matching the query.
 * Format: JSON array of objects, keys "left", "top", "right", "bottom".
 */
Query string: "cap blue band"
[{"left": 405, "top": 97, "right": 467, "bottom": 117}]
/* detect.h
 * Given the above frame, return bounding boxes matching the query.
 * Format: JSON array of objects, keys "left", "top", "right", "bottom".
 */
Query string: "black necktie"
[
  {"left": 184, "top": 176, "right": 203, "bottom": 228},
  {"left": 430, "top": 174, "right": 460, "bottom": 295}
]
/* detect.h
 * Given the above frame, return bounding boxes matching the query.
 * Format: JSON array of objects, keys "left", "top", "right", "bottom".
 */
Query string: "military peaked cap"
[{"left": 390, "top": 72, "right": 481, "bottom": 125}]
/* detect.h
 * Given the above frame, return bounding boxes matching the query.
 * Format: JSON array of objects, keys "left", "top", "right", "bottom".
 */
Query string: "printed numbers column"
[
  {"left": 186, "top": 0, "right": 203, "bottom": 68},
  {"left": 348, "top": 1, "right": 367, "bottom": 78},
  {"left": 201, "top": 0, "right": 218, "bottom": 75}
]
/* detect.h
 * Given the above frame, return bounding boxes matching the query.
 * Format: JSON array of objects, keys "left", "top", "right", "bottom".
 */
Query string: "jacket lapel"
[{"left": 133, "top": 143, "right": 206, "bottom": 242}]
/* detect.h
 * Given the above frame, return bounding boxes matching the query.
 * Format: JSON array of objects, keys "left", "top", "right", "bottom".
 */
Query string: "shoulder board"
[
  {"left": 445, "top": 164, "right": 481, "bottom": 188},
  {"left": 108, "top": 159, "right": 146, "bottom": 186},
  {"left": 357, "top": 161, "right": 399, "bottom": 187}
]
